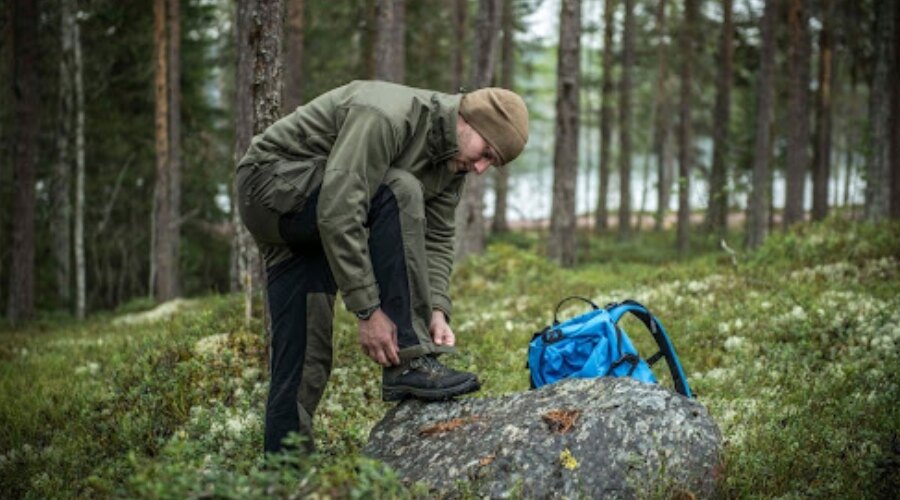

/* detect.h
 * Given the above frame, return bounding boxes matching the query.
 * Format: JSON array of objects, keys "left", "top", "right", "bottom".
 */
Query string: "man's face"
[{"left": 449, "top": 119, "right": 499, "bottom": 175}]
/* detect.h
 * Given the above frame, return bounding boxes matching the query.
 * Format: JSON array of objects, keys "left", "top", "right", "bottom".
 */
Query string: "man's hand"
[
  {"left": 358, "top": 308, "right": 400, "bottom": 367},
  {"left": 429, "top": 310, "right": 455, "bottom": 346}
]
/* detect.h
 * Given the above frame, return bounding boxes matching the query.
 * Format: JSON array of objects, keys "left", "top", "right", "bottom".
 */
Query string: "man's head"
[{"left": 451, "top": 88, "right": 529, "bottom": 175}]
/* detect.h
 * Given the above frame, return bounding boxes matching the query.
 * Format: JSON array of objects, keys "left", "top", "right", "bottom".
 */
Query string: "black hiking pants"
[{"left": 236, "top": 165, "right": 451, "bottom": 454}]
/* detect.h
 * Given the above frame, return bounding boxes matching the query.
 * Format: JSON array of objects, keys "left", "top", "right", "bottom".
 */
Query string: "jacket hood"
[{"left": 426, "top": 93, "right": 462, "bottom": 167}]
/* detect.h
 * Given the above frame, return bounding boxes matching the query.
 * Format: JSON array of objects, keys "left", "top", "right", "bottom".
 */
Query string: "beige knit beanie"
[{"left": 459, "top": 88, "right": 529, "bottom": 165}]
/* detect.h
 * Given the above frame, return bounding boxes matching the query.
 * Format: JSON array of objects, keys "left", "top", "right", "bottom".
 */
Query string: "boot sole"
[{"left": 382, "top": 377, "right": 481, "bottom": 402}]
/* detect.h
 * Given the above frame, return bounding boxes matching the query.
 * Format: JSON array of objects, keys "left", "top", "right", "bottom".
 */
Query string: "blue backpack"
[{"left": 527, "top": 297, "right": 693, "bottom": 398}]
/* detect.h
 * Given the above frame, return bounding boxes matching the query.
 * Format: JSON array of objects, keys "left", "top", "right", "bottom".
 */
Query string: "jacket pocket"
[{"left": 255, "top": 159, "right": 325, "bottom": 214}]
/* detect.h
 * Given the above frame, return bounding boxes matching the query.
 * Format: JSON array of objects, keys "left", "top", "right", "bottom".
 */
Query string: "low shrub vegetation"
[{"left": 2, "top": 218, "right": 898, "bottom": 497}]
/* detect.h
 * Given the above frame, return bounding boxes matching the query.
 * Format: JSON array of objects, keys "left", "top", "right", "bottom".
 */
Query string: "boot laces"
[{"left": 410, "top": 355, "right": 450, "bottom": 375}]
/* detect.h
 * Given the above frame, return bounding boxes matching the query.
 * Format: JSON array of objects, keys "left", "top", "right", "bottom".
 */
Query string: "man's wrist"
[
  {"left": 355, "top": 304, "right": 380, "bottom": 320},
  {"left": 432, "top": 309, "right": 450, "bottom": 324}
]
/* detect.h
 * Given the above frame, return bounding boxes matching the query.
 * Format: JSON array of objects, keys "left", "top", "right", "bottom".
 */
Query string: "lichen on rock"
[{"left": 364, "top": 377, "right": 722, "bottom": 498}]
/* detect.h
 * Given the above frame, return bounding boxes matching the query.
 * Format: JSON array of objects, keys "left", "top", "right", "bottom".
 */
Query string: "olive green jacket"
[{"left": 238, "top": 80, "right": 465, "bottom": 317}]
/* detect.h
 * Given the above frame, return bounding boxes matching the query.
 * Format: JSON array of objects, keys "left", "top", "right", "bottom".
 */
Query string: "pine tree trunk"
[
  {"left": 843, "top": 127, "right": 853, "bottom": 208},
  {"left": 549, "top": 0, "right": 581, "bottom": 266},
  {"left": 747, "top": 0, "right": 778, "bottom": 248},
  {"left": 470, "top": 0, "right": 501, "bottom": 90},
  {"left": 706, "top": 0, "right": 733, "bottom": 236},
  {"left": 153, "top": 0, "right": 176, "bottom": 302},
  {"left": 617, "top": 0, "right": 634, "bottom": 240},
  {"left": 452, "top": 0, "right": 466, "bottom": 91},
  {"left": 74, "top": 0, "right": 86, "bottom": 319},
  {"left": 594, "top": 0, "right": 615, "bottom": 232},
  {"left": 676, "top": 0, "right": 696, "bottom": 253},
  {"left": 652, "top": 0, "right": 671, "bottom": 232},
  {"left": 890, "top": 0, "right": 900, "bottom": 219},
  {"left": 491, "top": 0, "right": 514, "bottom": 234},
  {"left": 233, "top": 0, "right": 283, "bottom": 326},
  {"left": 456, "top": 0, "right": 501, "bottom": 260},
  {"left": 375, "top": 0, "right": 405, "bottom": 82},
  {"left": 811, "top": 0, "right": 833, "bottom": 221},
  {"left": 363, "top": 0, "right": 377, "bottom": 79},
  {"left": 7, "top": 0, "right": 38, "bottom": 324},
  {"left": 784, "top": 0, "right": 811, "bottom": 228},
  {"left": 167, "top": 0, "right": 181, "bottom": 298},
  {"left": 865, "top": 0, "right": 895, "bottom": 221},
  {"left": 283, "top": 0, "right": 304, "bottom": 112},
  {"left": 53, "top": 0, "right": 76, "bottom": 308}
]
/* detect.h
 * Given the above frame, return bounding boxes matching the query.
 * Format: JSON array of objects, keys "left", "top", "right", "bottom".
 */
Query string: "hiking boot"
[{"left": 382, "top": 355, "right": 481, "bottom": 402}]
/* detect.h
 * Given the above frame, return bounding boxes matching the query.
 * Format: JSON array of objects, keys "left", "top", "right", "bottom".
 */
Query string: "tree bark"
[
  {"left": 595, "top": 0, "right": 616, "bottom": 232},
  {"left": 375, "top": 0, "right": 405, "bottom": 82},
  {"left": 811, "top": 0, "right": 833, "bottom": 221},
  {"left": 152, "top": 0, "right": 177, "bottom": 302},
  {"left": 706, "top": 0, "right": 733, "bottom": 236},
  {"left": 74, "top": 0, "right": 86, "bottom": 319},
  {"left": 53, "top": 0, "right": 76, "bottom": 308},
  {"left": 890, "top": 0, "right": 900, "bottom": 219},
  {"left": 167, "top": 0, "right": 181, "bottom": 297},
  {"left": 676, "top": 0, "right": 696, "bottom": 253},
  {"left": 617, "top": 0, "right": 634, "bottom": 240},
  {"left": 233, "top": 0, "right": 283, "bottom": 325},
  {"left": 549, "top": 0, "right": 581, "bottom": 266},
  {"left": 452, "top": 0, "right": 466, "bottom": 92},
  {"left": 491, "top": 0, "right": 514, "bottom": 234},
  {"left": 455, "top": 0, "right": 501, "bottom": 260},
  {"left": 865, "top": 0, "right": 895, "bottom": 221},
  {"left": 747, "top": 0, "right": 778, "bottom": 249},
  {"left": 652, "top": 0, "right": 672, "bottom": 232},
  {"left": 7, "top": 0, "right": 38, "bottom": 324},
  {"left": 283, "top": 0, "right": 304, "bottom": 112},
  {"left": 784, "top": 0, "right": 811, "bottom": 228}
]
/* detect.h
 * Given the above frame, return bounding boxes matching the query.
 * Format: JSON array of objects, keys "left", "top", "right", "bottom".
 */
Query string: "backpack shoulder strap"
[{"left": 606, "top": 300, "right": 693, "bottom": 398}]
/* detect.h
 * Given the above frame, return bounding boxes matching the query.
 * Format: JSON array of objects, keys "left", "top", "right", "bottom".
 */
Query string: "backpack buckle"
[{"left": 542, "top": 329, "right": 564, "bottom": 344}]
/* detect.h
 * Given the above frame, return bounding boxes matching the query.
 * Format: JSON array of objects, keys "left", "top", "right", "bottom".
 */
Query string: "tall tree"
[
  {"left": 73, "top": 0, "right": 85, "bottom": 319},
  {"left": 52, "top": 0, "right": 76, "bottom": 307},
  {"left": 784, "top": 0, "right": 811, "bottom": 228},
  {"left": 152, "top": 0, "right": 179, "bottom": 301},
  {"left": 747, "top": 0, "right": 778, "bottom": 248},
  {"left": 451, "top": 0, "right": 466, "bottom": 92},
  {"left": 168, "top": 0, "right": 182, "bottom": 296},
  {"left": 617, "top": 0, "right": 634, "bottom": 240},
  {"left": 283, "top": 0, "right": 304, "bottom": 111},
  {"left": 866, "top": 0, "right": 897, "bottom": 220},
  {"left": 595, "top": 0, "right": 616, "bottom": 232},
  {"left": 706, "top": 0, "right": 734, "bottom": 236},
  {"left": 375, "top": 0, "right": 405, "bottom": 82},
  {"left": 892, "top": 0, "right": 900, "bottom": 219},
  {"left": 491, "top": 0, "right": 515, "bottom": 234},
  {"left": 7, "top": 0, "right": 38, "bottom": 324},
  {"left": 456, "top": 0, "right": 501, "bottom": 260},
  {"left": 811, "top": 0, "right": 833, "bottom": 221},
  {"left": 652, "top": 0, "right": 674, "bottom": 232},
  {"left": 233, "top": 0, "right": 283, "bottom": 323},
  {"left": 549, "top": 0, "right": 581, "bottom": 266},
  {"left": 677, "top": 0, "right": 697, "bottom": 253}
]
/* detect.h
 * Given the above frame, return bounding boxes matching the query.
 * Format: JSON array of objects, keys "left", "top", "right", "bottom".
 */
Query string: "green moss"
[{"left": 1, "top": 218, "right": 898, "bottom": 497}]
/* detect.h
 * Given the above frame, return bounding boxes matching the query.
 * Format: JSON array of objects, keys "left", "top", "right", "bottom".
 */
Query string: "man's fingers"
[
  {"left": 373, "top": 347, "right": 389, "bottom": 367},
  {"left": 389, "top": 329, "right": 400, "bottom": 365}
]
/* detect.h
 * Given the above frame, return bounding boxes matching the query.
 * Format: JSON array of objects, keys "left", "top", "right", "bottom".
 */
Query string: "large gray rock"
[{"left": 364, "top": 377, "right": 722, "bottom": 498}]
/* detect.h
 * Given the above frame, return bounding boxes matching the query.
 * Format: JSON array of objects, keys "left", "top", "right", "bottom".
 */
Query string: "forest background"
[
  {"left": 2, "top": 0, "right": 898, "bottom": 321},
  {"left": 1, "top": 0, "right": 899, "bottom": 497}
]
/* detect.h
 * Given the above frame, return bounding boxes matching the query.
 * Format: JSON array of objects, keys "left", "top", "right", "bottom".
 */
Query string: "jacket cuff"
[
  {"left": 431, "top": 294, "right": 453, "bottom": 321},
  {"left": 343, "top": 283, "right": 381, "bottom": 313}
]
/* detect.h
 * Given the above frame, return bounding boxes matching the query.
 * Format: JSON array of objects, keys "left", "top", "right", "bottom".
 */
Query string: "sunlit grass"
[{"left": 1, "top": 217, "right": 898, "bottom": 497}]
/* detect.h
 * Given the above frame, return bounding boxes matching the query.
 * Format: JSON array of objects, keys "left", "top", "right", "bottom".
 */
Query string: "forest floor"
[{"left": 1, "top": 217, "right": 898, "bottom": 498}]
